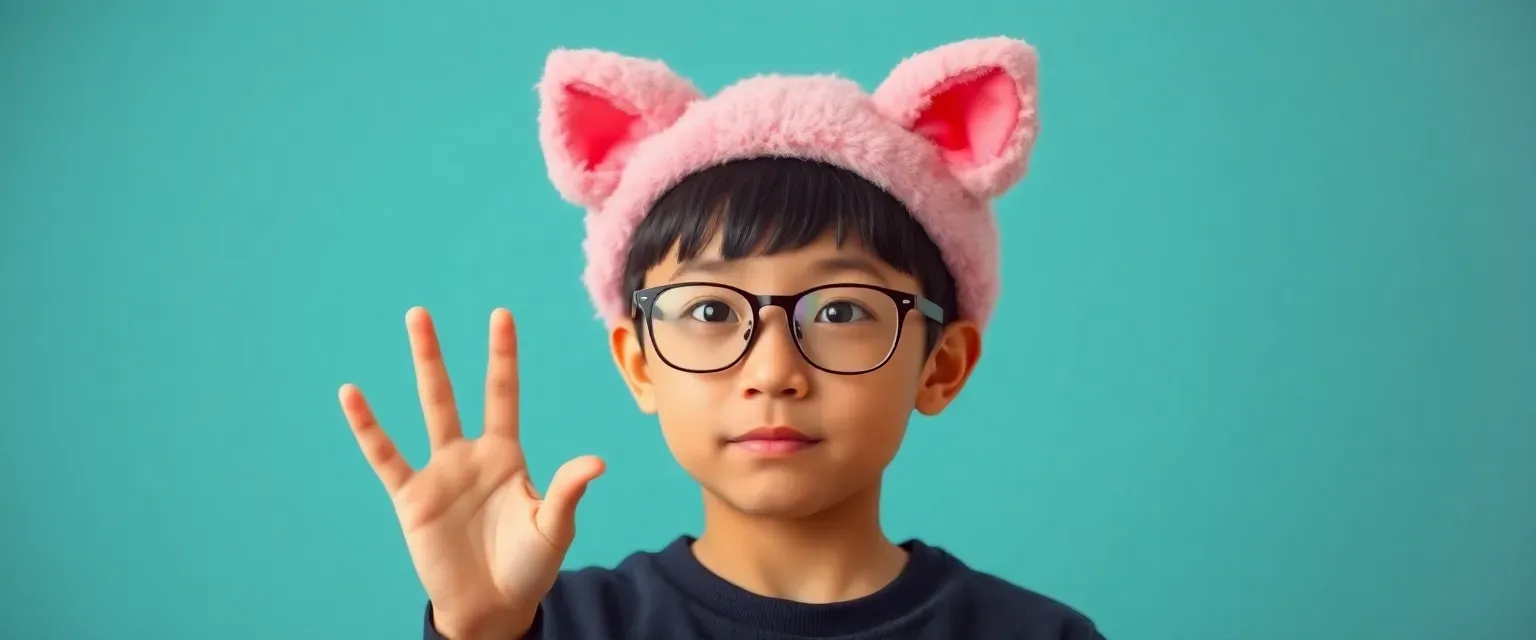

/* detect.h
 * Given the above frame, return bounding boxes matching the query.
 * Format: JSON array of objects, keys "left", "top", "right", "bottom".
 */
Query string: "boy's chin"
[{"left": 705, "top": 481, "right": 861, "bottom": 520}]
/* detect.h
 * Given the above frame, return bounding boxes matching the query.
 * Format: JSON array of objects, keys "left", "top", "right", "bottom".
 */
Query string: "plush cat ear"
[
  {"left": 872, "top": 37, "right": 1039, "bottom": 200},
  {"left": 537, "top": 49, "right": 702, "bottom": 208}
]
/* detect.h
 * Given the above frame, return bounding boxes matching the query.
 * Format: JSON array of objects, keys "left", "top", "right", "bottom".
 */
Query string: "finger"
[
  {"left": 406, "top": 307, "right": 463, "bottom": 449},
  {"left": 483, "top": 308, "right": 520, "bottom": 440},
  {"left": 534, "top": 455, "right": 606, "bottom": 547},
  {"left": 339, "top": 384, "right": 413, "bottom": 493}
]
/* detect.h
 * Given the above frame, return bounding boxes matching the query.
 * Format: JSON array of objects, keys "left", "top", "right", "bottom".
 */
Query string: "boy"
[{"left": 340, "top": 37, "right": 1106, "bottom": 639}]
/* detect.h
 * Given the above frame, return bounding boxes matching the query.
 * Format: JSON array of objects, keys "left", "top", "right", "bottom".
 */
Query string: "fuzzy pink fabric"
[{"left": 536, "top": 37, "right": 1039, "bottom": 331}]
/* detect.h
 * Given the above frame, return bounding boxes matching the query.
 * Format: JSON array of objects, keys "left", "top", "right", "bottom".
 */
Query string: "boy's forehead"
[{"left": 646, "top": 231, "right": 900, "bottom": 287}]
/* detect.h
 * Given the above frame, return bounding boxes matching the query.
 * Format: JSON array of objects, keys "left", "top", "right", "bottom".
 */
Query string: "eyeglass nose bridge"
[{"left": 745, "top": 294, "right": 806, "bottom": 342}]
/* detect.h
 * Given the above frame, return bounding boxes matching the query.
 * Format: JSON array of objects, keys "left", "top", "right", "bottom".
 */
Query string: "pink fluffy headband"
[{"left": 535, "top": 37, "right": 1040, "bottom": 331}]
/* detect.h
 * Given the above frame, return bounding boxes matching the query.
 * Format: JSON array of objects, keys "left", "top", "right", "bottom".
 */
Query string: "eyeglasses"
[{"left": 631, "top": 282, "right": 945, "bottom": 375}]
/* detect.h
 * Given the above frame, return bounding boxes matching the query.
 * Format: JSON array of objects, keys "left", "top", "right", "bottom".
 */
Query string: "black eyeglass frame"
[{"left": 631, "top": 281, "right": 946, "bottom": 375}]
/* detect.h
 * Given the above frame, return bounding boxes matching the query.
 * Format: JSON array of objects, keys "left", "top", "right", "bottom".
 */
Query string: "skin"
[{"left": 340, "top": 230, "right": 981, "bottom": 638}]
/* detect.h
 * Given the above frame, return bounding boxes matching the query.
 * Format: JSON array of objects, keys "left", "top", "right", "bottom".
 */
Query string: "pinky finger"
[{"left": 339, "top": 384, "right": 413, "bottom": 493}]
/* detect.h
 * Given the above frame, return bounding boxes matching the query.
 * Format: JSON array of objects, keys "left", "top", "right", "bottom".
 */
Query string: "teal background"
[{"left": 2, "top": 1, "right": 1532, "bottom": 638}]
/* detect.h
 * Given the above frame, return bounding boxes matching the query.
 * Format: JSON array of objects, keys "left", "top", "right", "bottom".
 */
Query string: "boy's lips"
[
  {"left": 728, "top": 426, "right": 819, "bottom": 443},
  {"left": 726, "top": 426, "right": 822, "bottom": 456}
]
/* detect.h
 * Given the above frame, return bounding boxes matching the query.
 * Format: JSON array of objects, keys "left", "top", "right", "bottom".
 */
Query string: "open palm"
[{"left": 340, "top": 308, "right": 604, "bottom": 638}]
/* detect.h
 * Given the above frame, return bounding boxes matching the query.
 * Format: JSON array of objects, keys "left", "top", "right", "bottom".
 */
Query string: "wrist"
[{"left": 433, "top": 605, "right": 535, "bottom": 640}]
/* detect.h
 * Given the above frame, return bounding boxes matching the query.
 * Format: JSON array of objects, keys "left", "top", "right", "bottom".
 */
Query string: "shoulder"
[
  {"left": 546, "top": 543, "right": 666, "bottom": 605},
  {"left": 959, "top": 569, "right": 1103, "bottom": 637},
  {"left": 536, "top": 539, "right": 680, "bottom": 632},
  {"left": 917, "top": 541, "right": 1106, "bottom": 639}
]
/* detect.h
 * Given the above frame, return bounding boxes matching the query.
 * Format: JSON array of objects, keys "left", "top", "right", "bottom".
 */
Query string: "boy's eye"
[
  {"left": 687, "top": 300, "right": 739, "bottom": 323},
  {"left": 814, "top": 301, "right": 870, "bottom": 324}
]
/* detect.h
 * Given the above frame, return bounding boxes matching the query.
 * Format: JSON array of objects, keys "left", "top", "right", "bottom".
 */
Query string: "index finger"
[{"left": 484, "top": 308, "right": 520, "bottom": 440}]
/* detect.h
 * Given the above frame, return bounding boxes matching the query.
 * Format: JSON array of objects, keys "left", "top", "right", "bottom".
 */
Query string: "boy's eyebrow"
[
  {"left": 670, "top": 258, "right": 737, "bottom": 280},
  {"left": 805, "top": 257, "right": 890, "bottom": 283},
  {"left": 671, "top": 256, "right": 890, "bottom": 283}
]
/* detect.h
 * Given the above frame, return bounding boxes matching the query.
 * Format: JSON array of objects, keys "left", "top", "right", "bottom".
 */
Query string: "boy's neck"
[{"left": 690, "top": 483, "right": 909, "bottom": 604}]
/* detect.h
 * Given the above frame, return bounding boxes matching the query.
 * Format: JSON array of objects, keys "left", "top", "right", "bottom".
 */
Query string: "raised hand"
[{"left": 340, "top": 308, "right": 604, "bottom": 640}]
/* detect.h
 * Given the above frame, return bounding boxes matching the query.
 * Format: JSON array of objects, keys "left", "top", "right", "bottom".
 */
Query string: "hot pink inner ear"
[
  {"left": 911, "top": 68, "right": 1021, "bottom": 168},
  {"left": 562, "top": 82, "right": 641, "bottom": 170}
]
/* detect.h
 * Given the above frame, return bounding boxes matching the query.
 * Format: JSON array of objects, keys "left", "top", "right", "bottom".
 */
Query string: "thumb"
[{"left": 534, "top": 455, "right": 606, "bottom": 548}]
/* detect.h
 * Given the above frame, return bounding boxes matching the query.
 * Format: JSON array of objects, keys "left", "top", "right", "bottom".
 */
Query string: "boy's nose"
[{"left": 737, "top": 306, "right": 809, "bottom": 399}]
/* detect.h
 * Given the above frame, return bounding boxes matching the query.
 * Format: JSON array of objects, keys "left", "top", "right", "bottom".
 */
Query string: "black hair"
[{"left": 621, "top": 156, "right": 957, "bottom": 353}]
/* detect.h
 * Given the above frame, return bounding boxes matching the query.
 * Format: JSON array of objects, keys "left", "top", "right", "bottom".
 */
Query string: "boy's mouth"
[{"left": 726, "top": 426, "right": 822, "bottom": 455}]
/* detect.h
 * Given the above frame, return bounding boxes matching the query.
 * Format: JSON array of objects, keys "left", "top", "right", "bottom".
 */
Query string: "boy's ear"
[
  {"left": 872, "top": 37, "right": 1039, "bottom": 200},
  {"left": 609, "top": 323, "right": 657, "bottom": 414},
  {"left": 538, "top": 49, "right": 702, "bottom": 209},
  {"left": 915, "top": 321, "right": 983, "bottom": 416}
]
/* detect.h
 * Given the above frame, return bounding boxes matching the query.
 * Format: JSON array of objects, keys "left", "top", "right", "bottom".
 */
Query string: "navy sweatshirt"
[{"left": 423, "top": 536, "right": 1104, "bottom": 639}]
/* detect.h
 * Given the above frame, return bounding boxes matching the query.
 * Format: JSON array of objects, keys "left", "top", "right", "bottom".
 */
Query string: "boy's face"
[{"left": 610, "top": 231, "right": 981, "bottom": 519}]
